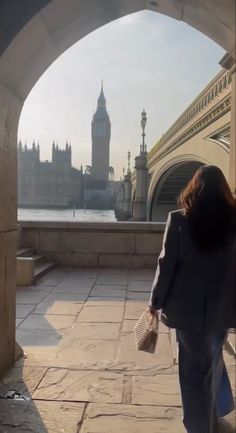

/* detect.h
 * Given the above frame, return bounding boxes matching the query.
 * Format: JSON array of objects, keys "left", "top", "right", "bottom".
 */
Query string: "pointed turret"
[{"left": 97, "top": 81, "right": 106, "bottom": 109}]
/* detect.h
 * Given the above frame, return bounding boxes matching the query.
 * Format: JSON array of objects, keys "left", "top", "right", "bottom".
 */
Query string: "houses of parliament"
[{"left": 18, "top": 85, "right": 118, "bottom": 209}]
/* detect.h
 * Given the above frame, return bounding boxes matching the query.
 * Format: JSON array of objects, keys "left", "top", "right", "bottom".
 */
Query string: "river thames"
[{"left": 18, "top": 208, "right": 116, "bottom": 222}]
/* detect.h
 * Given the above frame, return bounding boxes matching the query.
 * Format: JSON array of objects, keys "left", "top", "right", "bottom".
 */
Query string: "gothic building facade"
[{"left": 18, "top": 142, "right": 83, "bottom": 208}]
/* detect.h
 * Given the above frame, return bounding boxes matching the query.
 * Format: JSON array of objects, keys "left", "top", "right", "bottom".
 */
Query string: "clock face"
[{"left": 95, "top": 123, "right": 106, "bottom": 136}]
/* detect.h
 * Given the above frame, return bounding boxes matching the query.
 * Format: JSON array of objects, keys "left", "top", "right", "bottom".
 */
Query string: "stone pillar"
[
  {"left": 0, "top": 83, "right": 22, "bottom": 377},
  {"left": 122, "top": 173, "right": 132, "bottom": 220},
  {"left": 229, "top": 65, "right": 236, "bottom": 195},
  {"left": 133, "top": 152, "right": 148, "bottom": 221},
  {"left": 219, "top": 54, "right": 236, "bottom": 195},
  {"left": 115, "top": 184, "right": 124, "bottom": 220}
]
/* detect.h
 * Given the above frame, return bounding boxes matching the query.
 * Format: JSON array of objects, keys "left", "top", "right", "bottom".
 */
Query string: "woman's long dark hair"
[{"left": 179, "top": 165, "right": 235, "bottom": 251}]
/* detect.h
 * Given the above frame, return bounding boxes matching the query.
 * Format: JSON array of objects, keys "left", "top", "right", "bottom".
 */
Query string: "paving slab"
[
  {"left": 81, "top": 403, "right": 186, "bottom": 433},
  {"left": 127, "top": 291, "right": 150, "bottom": 301},
  {"left": 0, "top": 400, "right": 85, "bottom": 433},
  {"left": 34, "top": 302, "right": 84, "bottom": 315},
  {"left": 99, "top": 268, "right": 128, "bottom": 275},
  {"left": 16, "top": 328, "right": 62, "bottom": 349},
  {"left": 127, "top": 280, "right": 153, "bottom": 292},
  {"left": 124, "top": 301, "right": 147, "bottom": 320},
  {"left": 33, "top": 368, "right": 124, "bottom": 403},
  {"left": 70, "top": 269, "right": 100, "bottom": 278},
  {"left": 0, "top": 366, "right": 47, "bottom": 397},
  {"left": 36, "top": 269, "right": 71, "bottom": 286},
  {"left": 16, "top": 318, "right": 24, "bottom": 327},
  {"left": 132, "top": 374, "right": 182, "bottom": 406},
  {"left": 56, "top": 338, "right": 118, "bottom": 363},
  {"left": 77, "top": 305, "right": 124, "bottom": 322},
  {"left": 86, "top": 297, "right": 125, "bottom": 307},
  {"left": 89, "top": 285, "right": 126, "bottom": 298},
  {"left": 17, "top": 314, "right": 76, "bottom": 332},
  {"left": 16, "top": 290, "right": 49, "bottom": 305},
  {"left": 70, "top": 322, "right": 121, "bottom": 340},
  {"left": 17, "top": 285, "right": 54, "bottom": 293},
  {"left": 96, "top": 274, "right": 128, "bottom": 285},
  {"left": 52, "top": 277, "right": 95, "bottom": 294},
  {"left": 16, "top": 304, "right": 36, "bottom": 318},
  {"left": 42, "top": 292, "right": 88, "bottom": 303}
]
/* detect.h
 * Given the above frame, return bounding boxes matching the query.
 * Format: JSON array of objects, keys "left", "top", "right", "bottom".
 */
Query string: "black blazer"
[{"left": 149, "top": 210, "right": 236, "bottom": 331}]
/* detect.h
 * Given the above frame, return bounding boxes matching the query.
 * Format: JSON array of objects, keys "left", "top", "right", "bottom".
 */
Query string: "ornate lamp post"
[
  {"left": 132, "top": 109, "right": 148, "bottom": 221},
  {"left": 140, "top": 109, "right": 147, "bottom": 154}
]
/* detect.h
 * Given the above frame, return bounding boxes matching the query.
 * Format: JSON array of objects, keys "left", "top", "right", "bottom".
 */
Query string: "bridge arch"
[{"left": 148, "top": 156, "right": 206, "bottom": 221}]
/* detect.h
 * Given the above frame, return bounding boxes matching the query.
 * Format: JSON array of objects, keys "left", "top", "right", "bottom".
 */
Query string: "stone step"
[
  {"left": 32, "top": 254, "right": 46, "bottom": 266},
  {"left": 17, "top": 248, "right": 55, "bottom": 285},
  {"left": 17, "top": 247, "right": 34, "bottom": 257},
  {"left": 34, "top": 262, "right": 55, "bottom": 282}
]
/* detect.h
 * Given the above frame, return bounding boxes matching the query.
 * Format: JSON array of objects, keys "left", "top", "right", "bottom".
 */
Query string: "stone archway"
[
  {"left": 0, "top": 0, "right": 235, "bottom": 374},
  {"left": 150, "top": 161, "right": 203, "bottom": 221}
]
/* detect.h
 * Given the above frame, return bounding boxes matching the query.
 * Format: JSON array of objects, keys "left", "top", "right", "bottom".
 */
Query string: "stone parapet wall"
[{"left": 19, "top": 221, "right": 165, "bottom": 269}]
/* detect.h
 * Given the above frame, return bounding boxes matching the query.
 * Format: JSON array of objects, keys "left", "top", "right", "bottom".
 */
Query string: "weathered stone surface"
[
  {"left": 0, "top": 366, "right": 47, "bottom": 397},
  {"left": 86, "top": 297, "right": 125, "bottom": 307},
  {"left": 57, "top": 338, "right": 118, "bottom": 363},
  {"left": 2, "top": 267, "right": 234, "bottom": 432},
  {"left": 17, "top": 314, "right": 75, "bottom": 332},
  {"left": 89, "top": 285, "right": 126, "bottom": 298},
  {"left": 99, "top": 268, "right": 128, "bottom": 275},
  {"left": 16, "top": 304, "right": 35, "bottom": 318},
  {"left": 34, "top": 302, "right": 84, "bottom": 315},
  {"left": 127, "top": 291, "right": 149, "bottom": 301},
  {"left": 124, "top": 301, "right": 147, "bottom": 320},
  {"left": 132, "top": 374, "right": 182, "bottom": 406},
  {"left": 42, "top": 292, "right": 87, "bottom": 303},
  {"left": 18, "top": 284, "right": 54, "bottom": 293},
  {"left": 127, "top": 280, "right": 152, "bottom": 292},
  {"left": 71, "top": 269, "right": 100, "bottom": 277},
  {"left": 33, "top": 368, "right": 123, "bottom": 403},
  {"left": 16, "top": 328, "right": 62, "bottom": 349},
  {"left": 16, "top": 318, "right": 24, "bottom": 327},
  {"left": 52, "top": 277, "right": 95, "bottom": 294},
  {"left": 0, "top": 400, "right": 85, "bottom": 433},
  {"left": 16, "top": 290, "right": 49, "bottom": 305},
  {"left": 77, "top": 305, "right": 124, "bottom": 323},
  {"left": 36, "top": 268, "right": 71, "bottom": 286},
  {"left": 96, "top": 274, "right": 128, "bottom": 285},
  {"left": 70, "top": 322, "right": 120, "bottom": 340},
  {"left": 81, "top": 403, "right": 185, "bottom": 433}
]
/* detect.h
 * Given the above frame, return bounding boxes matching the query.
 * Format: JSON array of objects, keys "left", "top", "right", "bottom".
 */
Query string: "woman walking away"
[{"left": 148, "top": 165, "right": 235, "bottom": 433}]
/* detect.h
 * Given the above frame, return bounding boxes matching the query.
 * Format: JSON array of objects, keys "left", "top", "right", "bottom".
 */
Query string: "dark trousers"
[{"left": 177, "top": 330, "right": 234, "bottom": 433}]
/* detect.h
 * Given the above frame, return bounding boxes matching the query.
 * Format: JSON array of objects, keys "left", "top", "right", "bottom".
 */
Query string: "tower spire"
[{"left": 98, "top": 80, "right": 106, "bottom": 109}]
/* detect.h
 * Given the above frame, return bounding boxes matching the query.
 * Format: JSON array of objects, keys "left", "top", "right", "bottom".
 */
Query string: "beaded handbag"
[{"left": 134, "top": 309, "right": 159, "bottom": 353}]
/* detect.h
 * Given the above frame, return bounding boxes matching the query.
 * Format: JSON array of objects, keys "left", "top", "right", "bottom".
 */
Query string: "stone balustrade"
[
  {"left": 148, "top": 68, "right": 232, "bottom": 165},
  {"left": 19, "top": 221, "right": 165, "bottom": 269}
]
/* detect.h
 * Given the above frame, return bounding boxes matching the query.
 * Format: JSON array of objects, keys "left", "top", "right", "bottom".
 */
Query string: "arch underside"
[
  {"left": 0, "top": 0, "right": 235, "bottom": 103},
  {"left": 150, "top": 160, "right": 203, "bottom": 222}
]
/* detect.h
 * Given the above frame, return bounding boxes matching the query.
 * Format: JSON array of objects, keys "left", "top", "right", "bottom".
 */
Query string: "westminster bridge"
[{"left": 116, "top": 60, "right": 235, "bottom": 222}]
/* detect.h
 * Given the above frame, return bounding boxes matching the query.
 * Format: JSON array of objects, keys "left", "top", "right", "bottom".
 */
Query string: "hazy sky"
[{"left": 18, "top": 10, "right": 224, "bottom": 179}]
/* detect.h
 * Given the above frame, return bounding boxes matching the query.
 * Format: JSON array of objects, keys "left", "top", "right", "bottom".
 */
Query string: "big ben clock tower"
[{"left": 91, "top": 83, "right": 111, "bottom": 186}]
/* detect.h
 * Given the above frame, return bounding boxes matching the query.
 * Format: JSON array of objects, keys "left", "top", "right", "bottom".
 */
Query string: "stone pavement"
[{"left": 0, "top": 267, "right": 235, "bottom": 433}]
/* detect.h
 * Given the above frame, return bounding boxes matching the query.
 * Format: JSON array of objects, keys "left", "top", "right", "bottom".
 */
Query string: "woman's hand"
[{"left": 147, "top": 305, "right": 157, "bottom": 316}]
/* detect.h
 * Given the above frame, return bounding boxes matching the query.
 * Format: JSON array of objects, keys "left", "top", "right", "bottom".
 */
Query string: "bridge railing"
[{"left": 148, "top": 68, "right": 232, "bottom": 162}]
